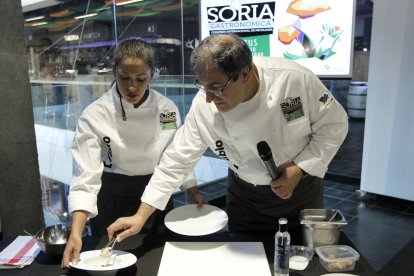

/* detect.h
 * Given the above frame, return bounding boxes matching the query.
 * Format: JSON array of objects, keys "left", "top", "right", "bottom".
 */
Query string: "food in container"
[
  {"left": 289, "top": 245, "right": 313, "bottom": 270},
  {"left": 315, "top": 245, "right": 360, "bottom": 272}
]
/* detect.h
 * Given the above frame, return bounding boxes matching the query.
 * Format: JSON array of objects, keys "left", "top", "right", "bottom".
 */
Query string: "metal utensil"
[
  {"left": 102, "top": 253, "right": 117, "bottom": 267},
  {"left": 100, "top": 235, "right": 118, "bottom": 258},
  {"left": 100, "top": 235, "right": 119, "bottom": 267},
  {"left": 24, "top": 230, "right": 36, "bottom": 238}
]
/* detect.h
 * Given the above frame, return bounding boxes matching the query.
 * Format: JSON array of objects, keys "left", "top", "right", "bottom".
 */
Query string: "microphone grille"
[{"left": 257, "top": 141, "right": 272, "bottom": 161}]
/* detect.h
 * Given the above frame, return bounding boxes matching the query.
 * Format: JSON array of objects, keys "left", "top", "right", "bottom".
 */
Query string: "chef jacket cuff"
[
  {"left": 293, "top": 153, "right": 327, "bottom": 178},
  {"left": 68, "top": 192, "right": 98, "bottom": 217},
  {"left": 141, "top": 186, "right": 171, "bottom": 211},
  {"left": 179, "top": 172, "right": 197, "bottom": 190}
]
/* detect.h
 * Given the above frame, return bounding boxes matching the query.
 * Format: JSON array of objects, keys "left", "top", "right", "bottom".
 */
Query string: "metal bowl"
[{"left": 35, "top": 222, "right": 89, "bottom": 258}]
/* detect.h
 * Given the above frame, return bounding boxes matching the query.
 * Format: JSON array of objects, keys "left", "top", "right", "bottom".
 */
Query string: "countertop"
[{"left": 0, "top": 227, "right": 378, "bottom": 276}]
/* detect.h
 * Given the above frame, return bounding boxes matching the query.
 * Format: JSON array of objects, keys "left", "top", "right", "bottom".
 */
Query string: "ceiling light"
[
  {"left": 75, "top": 13, "right": 98, "bottom": 19},
  {"left": 31, "top": 21, "right": 48, "bottom": 26},
  {"left": 25, "top": 15, "right": 45, "bottom": 21},
  {"left": 116, "top": 0, "right": 144, "bottom": 6}
]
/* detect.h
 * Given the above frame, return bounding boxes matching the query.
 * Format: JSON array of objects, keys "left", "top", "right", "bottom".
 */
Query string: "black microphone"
[{"left": 257, "top": 141, "right": 280, "bottom": 180}]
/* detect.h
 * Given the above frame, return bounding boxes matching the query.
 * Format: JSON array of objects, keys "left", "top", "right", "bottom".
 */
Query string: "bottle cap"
[{"left": 278, "top": 218, "right": 288, "bottom": 232}]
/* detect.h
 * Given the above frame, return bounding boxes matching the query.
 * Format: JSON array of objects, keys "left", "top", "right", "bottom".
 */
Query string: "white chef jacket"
[
  {"left": 142, "top": 56, "right": 349, "bottom": 210},
  {"left": 68, "top": 84, "right": 196, "bottom": 217}
]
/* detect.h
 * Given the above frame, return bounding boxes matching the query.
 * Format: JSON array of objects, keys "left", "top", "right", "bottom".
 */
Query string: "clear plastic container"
[
  {"left": 289, "top": 245, "right": 313, "bottom": 270},
  {"left": 315, "top": 245, "right": 360, "bottom": 272}
]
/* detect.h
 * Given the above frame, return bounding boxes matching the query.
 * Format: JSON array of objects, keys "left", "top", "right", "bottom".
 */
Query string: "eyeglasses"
[{"left": 193, "top": 77, "right": 234, "bottom": 97}]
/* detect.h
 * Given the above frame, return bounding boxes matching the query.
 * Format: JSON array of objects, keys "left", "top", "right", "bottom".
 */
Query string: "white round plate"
[
  {"left": 164, "top": 204, "right": 228, "bottom": 236},
  {"left": 70, "top": 250, "right": 137, "bottom": 272}
]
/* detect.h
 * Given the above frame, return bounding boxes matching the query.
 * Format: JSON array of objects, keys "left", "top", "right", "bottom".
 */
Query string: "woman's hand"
[
  {"left": 61, "top": 211, "right": 88, "bottom": 268},
  {"left": 61, "top": 232, "right": 83, "bottom": 268}
]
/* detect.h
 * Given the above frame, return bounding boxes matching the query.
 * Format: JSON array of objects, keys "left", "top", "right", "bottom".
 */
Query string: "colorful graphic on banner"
[{"left": 200, "top": 0, "right": 355, "bottom": 78}]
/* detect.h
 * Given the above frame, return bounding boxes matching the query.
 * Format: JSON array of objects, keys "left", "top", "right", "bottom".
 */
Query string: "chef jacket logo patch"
[
  {"left": 159, "top": 112, "right": 177, "bottom": 130},
  {"left": 280, "top": 96, "right": 304, "bottom": 122},
  {"left": 319, "top": 92, "right": 333, "bottom": 107}
]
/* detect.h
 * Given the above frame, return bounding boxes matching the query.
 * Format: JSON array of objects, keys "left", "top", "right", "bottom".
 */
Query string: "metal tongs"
[{"left": 100, "top": 233, "right": 119, "bottom": 258}]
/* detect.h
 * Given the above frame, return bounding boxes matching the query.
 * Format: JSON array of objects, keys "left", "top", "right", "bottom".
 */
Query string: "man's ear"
[
  {"left": 112, "top": 63, "right": 116, "bottom": 78},
  {"left": 241, "top": 67, "right": 251, "bottom": 82}
]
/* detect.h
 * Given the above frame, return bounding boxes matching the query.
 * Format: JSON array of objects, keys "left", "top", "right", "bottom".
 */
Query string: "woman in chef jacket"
[{"left": 61, "top": 37, "right": 204, "bottom": 268}]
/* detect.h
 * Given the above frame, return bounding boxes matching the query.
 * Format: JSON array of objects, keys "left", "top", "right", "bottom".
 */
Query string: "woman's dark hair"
[
  {"left": 190, "top": 34, "right": 252, "bottom": 80},
  {"left": 114, "top": 37, "right": 155, "bottom": 70}
]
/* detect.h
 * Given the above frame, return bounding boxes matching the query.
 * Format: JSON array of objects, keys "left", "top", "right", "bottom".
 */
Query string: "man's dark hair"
[{"left": 190, "top": 34, "right": 252, "bottom": 80}]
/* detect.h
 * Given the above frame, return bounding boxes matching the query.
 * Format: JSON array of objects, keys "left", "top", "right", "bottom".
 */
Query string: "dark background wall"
[{"left": 0, "top": 1, "right": 43, "bottom": 237}]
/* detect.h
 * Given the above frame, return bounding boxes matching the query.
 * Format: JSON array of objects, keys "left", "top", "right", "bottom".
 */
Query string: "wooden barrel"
[{"left": 347, "top": 82, "right": 368, "bottom": 118}]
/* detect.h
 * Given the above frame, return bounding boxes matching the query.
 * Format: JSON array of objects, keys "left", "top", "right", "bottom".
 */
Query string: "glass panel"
[
  {"left": 23, "top": 0, "right": 227, "bottom": 226},
  {"left": 182, "top": 0, "right": 200, "bottom": 116},
  {"left": 25, "top": 0, "right": 117, "bottom": 225}
]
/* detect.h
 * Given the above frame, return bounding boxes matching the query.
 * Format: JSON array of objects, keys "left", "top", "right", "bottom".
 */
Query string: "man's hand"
[
  {"left": 186, "top": 186, "right": 207, "bottom": 208},
  {"left": 270, "top": 162, "right": 304, "bottom": 199},
  {"left": 106, "top": 215, "right": 145, "bottom": 242},
  {"left": 107, "top": 203, "right": 155, "bottom": 242}
]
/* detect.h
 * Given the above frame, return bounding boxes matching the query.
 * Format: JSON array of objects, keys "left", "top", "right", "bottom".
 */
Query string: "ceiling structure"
[{"left": 22, "top": 0, "right": 198, "bottom": 33}]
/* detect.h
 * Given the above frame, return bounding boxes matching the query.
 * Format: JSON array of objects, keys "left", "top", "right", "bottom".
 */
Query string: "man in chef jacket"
[{"left": 107, "top": 33, "right": 348, "bottom": 239}]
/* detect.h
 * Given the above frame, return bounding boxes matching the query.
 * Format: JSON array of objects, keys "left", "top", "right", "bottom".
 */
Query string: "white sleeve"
[
  {"left": 293, "top": 74, "right": 349, "bottom": 177},
  {"left": 180, "top": 171, "right": 197, "bottom": 190},
  {"left": 142, "top": 105, "right": 208, "bottom": 210},
  {"left": 67, "top": 115, "right": 103, "bottom": 217}
]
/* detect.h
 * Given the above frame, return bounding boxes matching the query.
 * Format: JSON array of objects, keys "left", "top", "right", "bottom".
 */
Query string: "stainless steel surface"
[
  {"left": 35, "top": 222, "right": 88, "bottom": 258},
  {"left": 328, "top": 210, "right": 339, "bottom": 222},
  {"left": 300, "top": 209, "right": 348, "bottom": 249}
]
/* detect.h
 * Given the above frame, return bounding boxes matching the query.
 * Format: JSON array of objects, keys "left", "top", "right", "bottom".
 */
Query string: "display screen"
[{"left": 200, "top": 0, "right": 356, "bottom": 79}]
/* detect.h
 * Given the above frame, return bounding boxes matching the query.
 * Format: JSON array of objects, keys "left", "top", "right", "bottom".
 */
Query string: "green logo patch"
[{"left": 280, "top": 96, "right": 304, "bottom": 122}]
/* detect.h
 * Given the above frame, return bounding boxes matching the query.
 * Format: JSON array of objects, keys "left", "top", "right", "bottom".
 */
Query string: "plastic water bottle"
[{"left": 274, "top": 218, "right": 290, "bottom": 276}]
